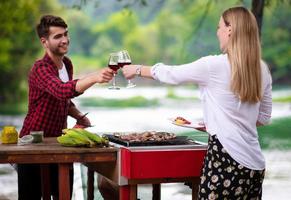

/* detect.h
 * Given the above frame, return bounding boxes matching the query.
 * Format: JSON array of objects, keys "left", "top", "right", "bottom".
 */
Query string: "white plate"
[{"left": 169, "top": 117, "right": 205, "bottom": 129}]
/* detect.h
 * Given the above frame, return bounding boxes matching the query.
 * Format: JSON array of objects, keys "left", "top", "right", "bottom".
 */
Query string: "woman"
[{"left": 122, "top": 6, "right": 272, "bottom": 199}]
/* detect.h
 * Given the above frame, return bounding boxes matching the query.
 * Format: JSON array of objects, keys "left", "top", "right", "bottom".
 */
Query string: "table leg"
[
  {"left": 58, "top": 163, "right": 72, "bottom": 200},
  {"left": 40, "top": 164, "right": 51, "bottom": 200},
  {"left": 152, "top": 184, "right": 161, "bottom": 200},
  {"left": 120, "top": 185, "right": 137, "bottom": 200},
  {"left": 87, "top": 168, "right": 94, "bottom": 200},
  {"left": 130, "top": 185, "right": 137, "bottom": 200}
]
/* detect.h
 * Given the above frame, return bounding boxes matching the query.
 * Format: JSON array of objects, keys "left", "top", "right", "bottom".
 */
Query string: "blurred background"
[{"left": 0, "top": 0, "right": 290, "bottom": 199}]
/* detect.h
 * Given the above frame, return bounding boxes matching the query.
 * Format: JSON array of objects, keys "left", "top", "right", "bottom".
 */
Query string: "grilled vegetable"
[
  {"left": 73, "top": 128, "right": 102, "bottom": 144},
  {"left": 58, "top": 128, "right": 109, "bottom": 147},
  {"left": 57, "top": 134, "right": 88, "bottom": 147}
]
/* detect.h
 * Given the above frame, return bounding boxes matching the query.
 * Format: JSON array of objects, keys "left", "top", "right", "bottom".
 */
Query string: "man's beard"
[
  {"left": 49, "top": 40, "right": 70, "bottom": 56},
  {"left": 51, "top": 45, "right": 68, "bottom": 56}
]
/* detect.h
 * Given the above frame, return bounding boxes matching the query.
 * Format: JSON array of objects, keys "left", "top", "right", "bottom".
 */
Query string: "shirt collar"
[
  {"left": 43, "top": 53, "right": 69, "bottom": 69},
  {"left": 43, "top": 53, "right": 58, "bottom": 68}
]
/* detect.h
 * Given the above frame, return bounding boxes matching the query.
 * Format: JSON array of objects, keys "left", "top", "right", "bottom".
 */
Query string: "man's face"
[{"left": 41, "top": 26, "right": 70, "bottom": 56}]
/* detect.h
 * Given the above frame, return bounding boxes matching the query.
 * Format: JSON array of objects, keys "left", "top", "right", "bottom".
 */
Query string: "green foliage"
[
  {"left": 79, "top": 96, "right": 159, "bottom": 107},
  {"left": 90, "top": 10, "right": 140, "bottom": 66},
  {"left": 74, "top": 0, "right": 290, "bottom": 83},
  {"left": 64, "top": 10, "right": 96, "bottom": 56},
  {"left": 69, "top": 54, "right": 102, "bottom": 73},
  {"left": 262, "top": 2, "right": 291, "bottom": 83},
  {"left": 0, "top": 101, "right": 28, "bottom": 115},
  {"left": 1, "top": 0, "right": 290, "bottom": 106},
  {"left": 0, "top": 0, "right": 57, "bottom": 104}
]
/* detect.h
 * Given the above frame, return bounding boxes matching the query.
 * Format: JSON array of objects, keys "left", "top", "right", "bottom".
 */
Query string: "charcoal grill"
[{"left": 86, "top": 132, "right": 208, "bottom": 200}]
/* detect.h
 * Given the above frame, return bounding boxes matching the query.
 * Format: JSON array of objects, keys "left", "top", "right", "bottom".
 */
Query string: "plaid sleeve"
[{"left": 33, "top": 63, "right": 80, "bottom": 99}]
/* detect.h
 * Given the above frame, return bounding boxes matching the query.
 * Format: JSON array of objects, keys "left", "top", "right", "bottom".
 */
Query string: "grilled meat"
[{"left": 113, "top": 131, "right": 176, "bottom": 142}]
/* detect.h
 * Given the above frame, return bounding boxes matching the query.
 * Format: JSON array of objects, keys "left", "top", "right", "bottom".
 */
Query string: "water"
[{"left": 1, "top": 86, "right": 291, "bottom": 199}]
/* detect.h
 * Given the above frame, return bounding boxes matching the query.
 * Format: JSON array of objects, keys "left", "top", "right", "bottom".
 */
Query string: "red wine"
[
  {"left": 118, "top": 62, "right": 131, "bottom": 68},
  {"left": 108, "top": 64, "right": 119, "bottom": 71}
]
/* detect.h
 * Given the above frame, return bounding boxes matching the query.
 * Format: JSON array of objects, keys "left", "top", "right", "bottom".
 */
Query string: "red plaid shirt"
[{"left": 20, "top": 53, "right": 81, "bottom": 137}]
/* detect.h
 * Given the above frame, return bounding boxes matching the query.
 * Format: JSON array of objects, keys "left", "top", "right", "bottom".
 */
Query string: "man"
[{"left": 18, "top": 15, "right": 114, "bottom": 200}]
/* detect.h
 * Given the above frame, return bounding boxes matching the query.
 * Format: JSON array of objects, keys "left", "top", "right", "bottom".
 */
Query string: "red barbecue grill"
[{"left": 86, "top": 133, "right": 207, "bottom": 200}]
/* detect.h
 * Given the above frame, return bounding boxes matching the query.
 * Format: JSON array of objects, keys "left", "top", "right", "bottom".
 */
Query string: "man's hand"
[
  {"left": 74, "top": 115, "right": 92, "bottom": 128},
  {"left": 96, "top": 67, "right": 115, "bottom": 83},
  {"left": 75, "top": 67, "right": 114, "bottom": 93}
]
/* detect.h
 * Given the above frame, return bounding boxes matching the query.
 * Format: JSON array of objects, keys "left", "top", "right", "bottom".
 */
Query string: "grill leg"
[
  {"left": 120, "top": 185, "right": 137, "bottom": 200},
  {"left": 152, "top": 184, "right": 161, "bottom": 200}
]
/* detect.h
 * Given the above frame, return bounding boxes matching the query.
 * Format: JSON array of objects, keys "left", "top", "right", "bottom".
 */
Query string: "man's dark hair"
[{"left": 36, "top": 15, "right": 68, "bottom": 38}]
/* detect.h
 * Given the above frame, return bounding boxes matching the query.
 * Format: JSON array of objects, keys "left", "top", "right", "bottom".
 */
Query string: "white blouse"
[{"left": 151, "top": 54, "right": 272, "bottom": 170}]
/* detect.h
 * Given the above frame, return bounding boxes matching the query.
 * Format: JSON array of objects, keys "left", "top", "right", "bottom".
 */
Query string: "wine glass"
[
  {"left": 108, "top": 53, "right": 120, "bottom": 90},
  {"left": 118, "top": 50, "right": 136, "bottom": 88}
]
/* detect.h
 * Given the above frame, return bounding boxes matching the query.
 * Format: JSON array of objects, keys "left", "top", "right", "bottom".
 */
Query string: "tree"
[
  {"left": 261, "top": 1, "right": 291, "bottom": 83},
  {"left": 0, "top": 0, "right": 56, "bottom": 105},
  {"left": 251, "top": 0, "right": 265, "bottom": 37}
]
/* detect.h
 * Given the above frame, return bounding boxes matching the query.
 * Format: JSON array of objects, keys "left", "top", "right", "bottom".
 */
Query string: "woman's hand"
[
  {"left": 122, "top": 65, "right": 139, "bottom": 79},
  {"left": 195, "top": 122, "right": 206, "bottom": 132}
]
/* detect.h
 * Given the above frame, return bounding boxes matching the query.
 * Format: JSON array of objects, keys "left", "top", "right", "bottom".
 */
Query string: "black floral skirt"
[{"left": 198, "top": 135, "right": 265, "bottom": 200}]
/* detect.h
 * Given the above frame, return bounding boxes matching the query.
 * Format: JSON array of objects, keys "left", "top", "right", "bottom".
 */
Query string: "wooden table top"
[{"left": 0, "top": 137, "right": 118, "bottom": 164}]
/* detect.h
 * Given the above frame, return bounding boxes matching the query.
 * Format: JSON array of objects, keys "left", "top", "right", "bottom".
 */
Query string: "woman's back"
[{"left": 201, "top": 54, "right": 272, "bottom": 170}]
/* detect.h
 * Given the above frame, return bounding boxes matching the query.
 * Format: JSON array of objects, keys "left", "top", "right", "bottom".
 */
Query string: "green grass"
[
  {"left": 273, "top": 96, "right": 291, "bottom": 103},
  {"left": 80, "top": 96, "right": 159, "bottom": 108},
  {"left": 178, "top": 117, "right": 291, "bottom": 150},
  {"left": 166, "top": 87, "right": 199, "bottom": 100},
  {"left": 258, "top": 117, "right": 291, "bottom": 149},
  {"left": 0, "top": 102, "right": 28, "bottom": 115}
]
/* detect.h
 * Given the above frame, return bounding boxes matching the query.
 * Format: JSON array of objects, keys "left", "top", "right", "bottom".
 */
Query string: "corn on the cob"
[
  {"left": 73, "top": 128, "right": 102, "bottom": 144},
  {"left": 58, "top": 128, "right": 109, "bottom": 147}
]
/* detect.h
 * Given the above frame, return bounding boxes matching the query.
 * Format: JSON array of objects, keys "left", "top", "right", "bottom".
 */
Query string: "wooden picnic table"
[{"left": 0, "top": 137, "right": 117, "bottom": 200}]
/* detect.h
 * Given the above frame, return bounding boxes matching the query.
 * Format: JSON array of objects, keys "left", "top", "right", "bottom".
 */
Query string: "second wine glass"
[
  {"left": 118, "top": 50, "right": 136, "bottom": 88},
  {"left": 108, "top": 53, "right": 120, "bottom": 90}
]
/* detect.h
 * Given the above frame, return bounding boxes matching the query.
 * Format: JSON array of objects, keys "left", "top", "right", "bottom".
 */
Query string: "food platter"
[{"left": 169, "top": 117, "right": 205, "bottom": 129}]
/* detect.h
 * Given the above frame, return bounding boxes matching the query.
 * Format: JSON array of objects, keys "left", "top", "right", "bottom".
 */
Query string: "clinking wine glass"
[
  {"left": 108, "top": 53, "right": 120, "bottom": 90},
  {"left": 118, "top": 50, "right": 136, "bottom": 88}
]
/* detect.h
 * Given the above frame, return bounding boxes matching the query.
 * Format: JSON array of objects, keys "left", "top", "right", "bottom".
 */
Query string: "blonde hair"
[{"left": 222, "top": 7, "right": 262, "bottom": 103}]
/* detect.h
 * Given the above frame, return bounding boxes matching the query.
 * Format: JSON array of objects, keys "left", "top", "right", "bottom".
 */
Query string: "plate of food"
[{"left": 169, "top": 116, "right": 206, "bottom": 130}]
